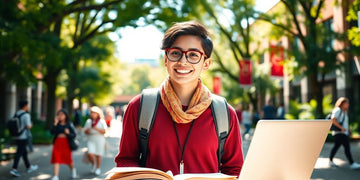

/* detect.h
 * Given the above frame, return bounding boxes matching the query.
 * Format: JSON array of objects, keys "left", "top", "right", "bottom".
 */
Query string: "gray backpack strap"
[
  {"left": 210, "top": 94, "right": 230, "bottom": 171},
  {"left": 138, "top": 88, "right": 160, "bottom": 167}
]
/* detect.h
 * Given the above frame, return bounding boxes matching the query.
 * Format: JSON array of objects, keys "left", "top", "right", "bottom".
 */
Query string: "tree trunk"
[
  {"left": 67, "top": 96, "right": 75, "bottom": 121},
  {"left": 44, "top": 71, "right": 59, "bottom": 130},
  {"left": 0, "top": 79, "right": 6, "bottom": 136},
  {"left": 309, "top": 74, "right": 323, "bottom": 118}
]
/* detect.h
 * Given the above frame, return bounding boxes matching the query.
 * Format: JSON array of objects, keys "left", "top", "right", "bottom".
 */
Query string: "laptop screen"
[{"left": 239, "top": 120, "right": 331, "bottom": 180}]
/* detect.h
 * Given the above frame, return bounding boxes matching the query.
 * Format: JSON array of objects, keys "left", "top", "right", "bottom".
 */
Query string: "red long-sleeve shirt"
[{"left": 115, "top": 95, "right": 243, "bottom": 176}]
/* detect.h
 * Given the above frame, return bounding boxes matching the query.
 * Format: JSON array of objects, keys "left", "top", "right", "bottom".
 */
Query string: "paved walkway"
[
  {"left": 1, "top": 122, "right": 360, "bottom": 180},
  {"left": 0, "top": 120, "right": 123, "bottom": 180}
]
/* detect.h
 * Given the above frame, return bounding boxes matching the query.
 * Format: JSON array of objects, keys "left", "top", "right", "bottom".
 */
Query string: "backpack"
[
  {"left": 138, "top": 88, "right": 230, "bottom": 169},
  {"left": 7, "top": 112, "right": 27, "bottom": 137},
  {"left": 327, "top": 112, "right": 344, "bottom": 131},
  {"left": 325, "top": 113, "right": 332, "bottom": 120}
]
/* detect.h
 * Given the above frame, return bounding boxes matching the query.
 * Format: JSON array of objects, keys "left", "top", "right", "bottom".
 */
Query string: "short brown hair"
[{"left": 161, "top": 21, "right": 213, "bottom": 59}]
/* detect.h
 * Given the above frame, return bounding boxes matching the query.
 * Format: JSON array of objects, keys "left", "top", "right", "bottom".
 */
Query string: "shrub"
[{"left": 30, "top": 119, "right": 53, "bottom": 144}]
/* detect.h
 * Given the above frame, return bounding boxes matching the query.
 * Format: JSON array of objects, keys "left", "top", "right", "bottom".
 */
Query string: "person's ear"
[
  {"left": 202, "top": 58, "right": 211, "bottom": 70},
  {"left": 164, "top": 54, "right": 168, "bottom": 66}
]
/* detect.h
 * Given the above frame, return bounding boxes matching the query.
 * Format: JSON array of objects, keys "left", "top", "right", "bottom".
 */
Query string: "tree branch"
[
  {"left": 213, "top": 50, "right": 239, "bottom": 82},
  {"left": 73, "top": 20, "right": 115, "bottom": 48}
]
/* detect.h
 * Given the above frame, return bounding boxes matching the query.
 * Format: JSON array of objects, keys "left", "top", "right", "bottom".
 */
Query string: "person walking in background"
[
  {"left": 276, "top": 102, "right": 285, "bottom": 119},
  {"left": 73, "top": 108, "right": 82, "bottom": 129},
  {"left": 115, "top": 21, "right": 243, "bottom": 177},
  {"left": 329, "top": 97, "right": 360, "bottom": 170},
  {"left": 105, "top": 106, "right": 115, "bottom": 127},
  {"left": 83, "top": 106, "right": 107, "bottom": 176},
  {"left": 252, "top": 110, "right": 260, "bottom": 125},
  {"left": 115, "top": 106, "right": 123, "bottom": 121},
  {"left": 50, "top": 109, "right": 77, "bottom": 180},
  {"left": 242, "top": 104, "right": 252, "bottom": 139},
  {"left": 261, "top": 99, "right": 276, "bottom": 119},
  {"left": 9, "top": 100, "right": 38, "bottom": 177},
  {"left": 235, "top": 103, "right": 243, "bottom": 127}
]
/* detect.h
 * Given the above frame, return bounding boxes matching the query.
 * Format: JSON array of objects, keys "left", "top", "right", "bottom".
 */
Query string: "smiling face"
[{"left": 165, "top": 35, "right": 211, "bottom": 89}]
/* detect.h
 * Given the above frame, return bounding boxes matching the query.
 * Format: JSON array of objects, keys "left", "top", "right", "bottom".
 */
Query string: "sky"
[{"left": 111, "top": 0, "right": 279, "bottom": 63}]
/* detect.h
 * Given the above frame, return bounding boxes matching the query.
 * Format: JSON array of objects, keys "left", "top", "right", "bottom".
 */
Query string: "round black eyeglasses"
[{"left": 165, "top": 48, "right": 206, "bottom": 64}]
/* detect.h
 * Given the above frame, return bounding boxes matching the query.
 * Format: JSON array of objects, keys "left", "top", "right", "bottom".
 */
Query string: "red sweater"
[{"left": 115, "top": 95, "right": 243, "bottom": 176}]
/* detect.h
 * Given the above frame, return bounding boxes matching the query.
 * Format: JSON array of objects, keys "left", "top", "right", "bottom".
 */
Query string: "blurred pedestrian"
[
  {"left": 276, "top": 102, "right": 285, "bottom": 119},
  {"left": 50, "top": 109, "right": 77, "bottom": 180},
  {"left": 329, "top": 97, "right": 360, "bottom": 170},
  {"left": 83, "top": 106, "right": 107, "bottom": 176},
  {"left": 242, "top": 104, "right": 252, "bottom": 139},
  {"left": 9, "top": 100, "right": 38, "bottom": 177},
  {"left": 235, "top": 103, "right": 243, "bottom": 125},
  {"left": 115, "top": 106, "right": 123, "bottom": 121},
  {"left": 261, "top": 99, "right": 276, "bottom": 119},
  {"left": 252, "top": 110, "right": 260, "bottom": 125},
  {"left": 73, "top": 108, "right": 82, "bottom": 129},
  {"left": 105, "top": 106, "right": 115, "bottom": 127}
]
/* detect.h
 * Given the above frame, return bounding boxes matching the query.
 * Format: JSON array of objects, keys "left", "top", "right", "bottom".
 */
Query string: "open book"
[{"left": 105, "top": 167, "right": 237, "bottom": 180}]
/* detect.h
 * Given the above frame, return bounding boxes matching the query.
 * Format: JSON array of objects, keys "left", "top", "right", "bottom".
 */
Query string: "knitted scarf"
[{"left": 160, "top": 78, "right": 212, "bottom": 124}]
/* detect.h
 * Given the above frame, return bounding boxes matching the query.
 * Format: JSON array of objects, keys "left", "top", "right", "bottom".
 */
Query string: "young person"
[
  {"left": 329, "top": 97, "right": 360, "bottom": 170},
  {"left": 242, "top": 104, "right": 252, "bottom": 139},
  {"left": 83, "top": 106, "right": 107, "bottom": 176},
  {"left": 10, "top": 100, "right": 38, "bottom": 177},
  {"left": 261, "top": 99, "right": 276, "bottom": 119},
  {"left": 50, "top": 109, "right": 77, "bottom": 180},
  {"left": 115, "top": 21, "right": 243, "bottom": 177}
]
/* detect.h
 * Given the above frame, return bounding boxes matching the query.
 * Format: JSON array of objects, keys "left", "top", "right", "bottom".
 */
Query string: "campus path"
[
  {"left": 1, "top": 121, "right": 360, "bottom": 180},
  {"left": 0, "top": 120, "right": 123, "bottom": 180}
]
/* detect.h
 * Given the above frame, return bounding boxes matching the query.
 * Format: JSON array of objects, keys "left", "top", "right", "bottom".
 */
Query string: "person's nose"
[{"left": 178, "top": 52, "right": 187, "bottom": 64}]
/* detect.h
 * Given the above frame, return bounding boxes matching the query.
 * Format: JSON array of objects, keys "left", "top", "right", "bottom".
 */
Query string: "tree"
[
  {"left": 346, "top": 0, "right": 360, "bottom": 51},
  {"left": 1, "top": 0, "right": 172, "bottom": 129},
  {"left": 258, "top": 0, "right": 346, "bottom": 118}
]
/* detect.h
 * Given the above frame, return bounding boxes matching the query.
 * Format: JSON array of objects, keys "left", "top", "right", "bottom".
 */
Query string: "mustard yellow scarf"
[{"left": 160, "top": 78, "right": 212, "bottom": 123}]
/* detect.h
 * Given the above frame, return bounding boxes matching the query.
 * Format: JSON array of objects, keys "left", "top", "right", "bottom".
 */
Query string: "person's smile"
[{"left": 174, "top": 67, "right": 193, "bottom": 74}]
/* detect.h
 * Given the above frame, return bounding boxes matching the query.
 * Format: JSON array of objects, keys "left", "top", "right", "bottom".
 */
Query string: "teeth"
[{"left": 176, "top": 69, "right": 191, "bottom": 74}]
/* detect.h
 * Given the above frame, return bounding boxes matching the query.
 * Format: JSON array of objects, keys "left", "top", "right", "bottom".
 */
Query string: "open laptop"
[{"left": 239, "top": 120, "right": 332, "bottom": 180}]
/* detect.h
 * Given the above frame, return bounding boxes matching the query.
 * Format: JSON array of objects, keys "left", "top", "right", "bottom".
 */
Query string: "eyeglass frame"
[{"left": 165, "top": 47, "right": 207, "bottom": 64}]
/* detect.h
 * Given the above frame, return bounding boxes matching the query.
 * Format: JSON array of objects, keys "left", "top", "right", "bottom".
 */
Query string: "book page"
[
  {"left": 105, "top": 167, "right": 237, "bottom": 180},
  {"left": 174, "top": 173, "right": 237, "bottom": 180},
  {"left": 105, "top": 167, "right": 173, "bottom": 180}
]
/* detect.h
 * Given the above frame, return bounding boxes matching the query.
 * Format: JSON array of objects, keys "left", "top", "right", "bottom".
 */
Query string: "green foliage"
[
  {"left": 322, "top": 94, "right": 334, "bottom": 115},
  {"left": 286, "top": 94, "right": 333, "bottom": 120},
  {"left": 349, "top": 104, "right": 360, "bottom": 135},
  {"left": 347, "top": 27, "right": 360, "bottom": 47},
  {"left": 345, "top": 0, "right": 359, "bottom": 48},
  {"left": 285, "top": 99, "right": 315, "bottom": 120},
  {"left": 121, "top": 64, "right": 154, "bottom": 94},
  {"left": 346, "top": 0, "right": 360, "bottom": 22},
  {"left": 30, "top": 120, "right": 53, "bottom": 144}
]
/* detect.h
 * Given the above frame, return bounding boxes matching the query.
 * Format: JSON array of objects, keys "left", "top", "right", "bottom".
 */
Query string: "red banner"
[
  {"left": 270, "top": 45, "right": 284, "bottom": 77},
  {"left": 239, "top": 60, "right": 252, "bottom": 86},
  {"left": 213, "top": 76, "right": 221, "bottom": 95}
]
